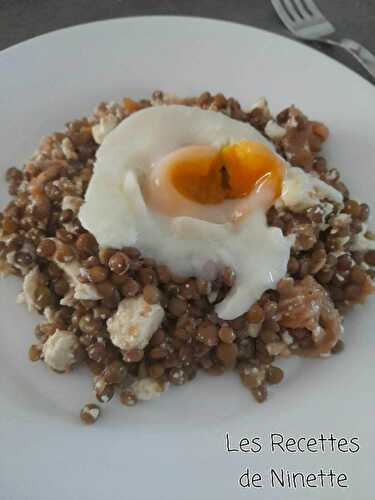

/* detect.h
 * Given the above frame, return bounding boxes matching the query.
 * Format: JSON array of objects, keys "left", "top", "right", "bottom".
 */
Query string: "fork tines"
[{"left": 272, "top": 0, "right": 328, "bottom": 24}]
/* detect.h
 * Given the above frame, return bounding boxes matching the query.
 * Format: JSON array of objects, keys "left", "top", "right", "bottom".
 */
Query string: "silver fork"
[{"left": 271, "top": 0, "right": 375, "bottom": 80}]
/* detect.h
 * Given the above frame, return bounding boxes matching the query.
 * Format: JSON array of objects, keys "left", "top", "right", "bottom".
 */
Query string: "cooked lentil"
[
  {"left": 120, "top": 388, "right": 138, "bottom": 406},
  {"left": 80, "top": 403, "right": 101, "bottom": 424}
]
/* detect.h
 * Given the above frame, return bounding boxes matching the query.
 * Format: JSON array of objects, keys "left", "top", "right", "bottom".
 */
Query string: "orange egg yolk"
[{"left": 169, "top": 140, "right": 284, "bottom": 205}]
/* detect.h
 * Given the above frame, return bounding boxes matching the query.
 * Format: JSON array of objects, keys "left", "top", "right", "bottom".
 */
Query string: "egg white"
[{"left": 80, "top": 105, "right": 292, "bottom": 319}]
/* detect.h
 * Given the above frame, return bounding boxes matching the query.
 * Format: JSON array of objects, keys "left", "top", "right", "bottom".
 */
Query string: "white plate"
[{"left": 0, "top": 16, "right": 374, "bottom": 500}]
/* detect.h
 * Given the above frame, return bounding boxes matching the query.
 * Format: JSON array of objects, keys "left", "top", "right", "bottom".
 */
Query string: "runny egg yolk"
[{"left": 169, "top": 140, "right": 284, "bottom": 205}]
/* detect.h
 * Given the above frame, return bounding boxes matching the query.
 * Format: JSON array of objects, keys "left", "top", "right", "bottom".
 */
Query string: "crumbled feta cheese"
[
  {"left": 331, "top": 250, "right": 348, "bottom": 260},
  {"left": 334, "top": 273, "right": 345, "bottom": 283},
  {"left": 94, "top": 375, "right": 107, "bottom": 394},
  {"left": 60, "top": 289, "right": 75, "bottom": 307},
  {"left": 50, "top": 239, "right": 102, "bottom": 300},
  {"left": 336, "top": 236, "right": 350, "bottom": 247},
  {"left": 61, "top": 137, "right": 78, "bottom": 160},
  {"left": 280, "top": 167, "right": 343, "bottom": 212},
  {"left": 264, "top": 120, "right": 286, "bottom": 140},
  {"left": 92, "top": 115, "right": 118, "bottom": 144},
  {"left": 63, "top": 222, "right": 80, "bottom": 235},
  {"left": 281, "top": 330, "right": 294, "bottom": 345},
  {"left": 266, "top": 342, "right": 290, "bottom": 356},
  {"left": 286, "top": 115, "right": 298, "bottom": 128},
  {"left": 42, "top": 330, "right": 79, "bottom": 372},
  {"left": 150, "top": 92, "right": 178, "bottom": 106},
  {"left": 325, "top": 169, "right": 339, "bottom": 182},
  {"left": 351, "top": 224, "right": 375, "bottom": 251},
  {"left": 44, "top": 306, "right": 57, "bottom": 322},
  {"left": 246, "top": 322, "right": 262, "bottom": 338},
  {"left": 207, "top": 290, "right": 218, "bottom": 304},
  {"left": 320, "top": 202, "right": 334, "bottom": 230},
  {"left": 62, "top": 195, "right": 82, "bottom": 214},
  {"left": 107, "top": 296, "right": 165, "bottom": 351},
  {"left": 333, "top": 213, "right": 352, "bottom": 226},
  {"left": 285, "top": 151, "right": 293, "bottom": 161},
  {"left": 17, "top": 179, "right": 28, "bottom": 193},
  {"left": 86, "top": 406, "right": 100, "bottom": 419},
  {"left": 248, "top": 96, "right": 269, "bottom": 113},
  {"left": 5, "top": 251, "right": 30, "bottom": 274},
  {"left": 312, "top": 326, "right": 325, "bottom": 342},
  {"left": 5, "top": 242, "right": 35, "bottom": 275},
  {"left": 131, "top": 378, "right": 167, "bottom": 401},
  {"left": 17, "top": 267, "right": 43, "bottom": 311},
  {"left": 6, "top": 251, "right": 16, "bottom": 266},
  {"left": 361, "top": 261, "right": 370, "bottom": 271}
]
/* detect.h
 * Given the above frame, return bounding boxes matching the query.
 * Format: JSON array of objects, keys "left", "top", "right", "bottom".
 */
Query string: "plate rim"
[{"left": 1, "top": 14, "right": 374, "bottom": 95}]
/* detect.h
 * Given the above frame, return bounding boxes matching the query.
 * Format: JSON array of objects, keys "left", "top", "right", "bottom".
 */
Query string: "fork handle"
[{"left": 327, "top": 38, "right": 375, "bottom": 79}]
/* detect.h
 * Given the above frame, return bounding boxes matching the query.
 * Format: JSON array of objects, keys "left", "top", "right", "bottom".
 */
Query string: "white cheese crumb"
[
  {"left": 44, "top": 306, "right": 57, "bottom": 322},
  {"left": 248, "top": 96, "right": 269, "bottom": 113},
  {"left": 150, "top": 92, "right": 178, "bottom": 106},
  {"left": 361, "top": 261, "right": 370, "bottom": 271},
  {"left": 94, "top": 375, "right": 107, "bottom": 394},
  {"left": 18, "top": 267, "right": 43, "bottom": 311},
  {"left": 280, "top": 167, "right": 343, "bottom": 213},
  {"left": 131, "top": 378, "right": 167, "bottom": 401},
  {"left": 63, "top": 222, "right": 80, "bottom": 235},
  {"left": 287, "top": 115, "right": 298, "bottom": 128},
  {"left": 6, "top": 251, "right": 26, "bottom": 274},
  {"left": 61, "top": 137, "right": 78, "bottom": 160},
  {"left": 320, "top": 202, "right": 334, "bottom": 229},
  {"left": 60, "top": 289, "right": 75, "bottom": 307},
  {"left": 87, "top": 406, "right": 100, "bottom": 419},
  {"left": 336, "top": 236, "right": 350, "bottom": 247},
  {"left": 264, "top": 120, "right": 286, "bottom": 140},
  {"left": 325, "top": 169, "right": 339, "bottom": 182},
  {"left": 50, "top": 239, "right": 102, "bottom": 300},
  {"left": 42, "top": 330, "right": 79, "bottom": 372},
  {"left": 92, "top": 115, "right": 118, "bottom": 144},
  {"left": 246, "top": 322, "right": 262, "bottom": 338},
  {"left": 6, "top": 252, "right": 18, "bottom": 269},
  {"left": 266, "top": 342, "right": 290, "bottom": 356},
  {"left": 107, "top": 296, "right": 165, "bottom": 351},
  {"left": 312, "top": 326, "right": 325, "bottom": 342},
  {"left": 333, "top": 213, "right": 352, "bottom": 225},
  {"left": 331, "top": 251, "right": 345, "bottom": 259},
  {"left": 17, "top": 179, "right": 28, "bottom": 194},
  {"left": 351, "top": 224, "right": 375, "bottom": 251},
  {"left": 62, "top": 195, "right": 82, "bottom": 214},
  {"left": 281, "top": 331, "right": 294, "bottom": 345},
  {"left": 207, "top": 290, "right": 218, "bottom": 304},
  {"left": 5, "top": 242, "right": 34, "bottom": 275}
]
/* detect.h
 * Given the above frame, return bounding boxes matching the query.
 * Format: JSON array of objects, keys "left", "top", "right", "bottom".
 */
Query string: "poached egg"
[{"left": 80, "top": 105, "right": 315, "bottom": 319}]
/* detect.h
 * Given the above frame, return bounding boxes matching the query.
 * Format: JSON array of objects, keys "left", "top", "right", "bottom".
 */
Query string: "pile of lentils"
[{"left": 1, "top": 91, "right": 374, "bottom": 425}]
